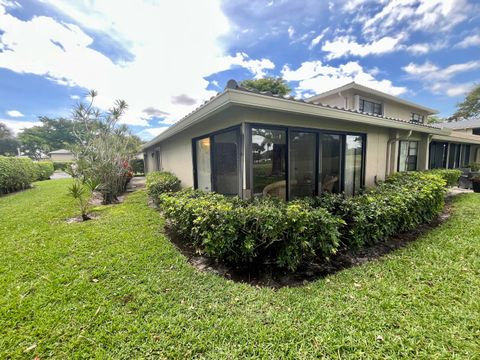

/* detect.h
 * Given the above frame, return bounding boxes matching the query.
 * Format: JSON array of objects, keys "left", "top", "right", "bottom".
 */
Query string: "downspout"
[{"left": 386, "top": 130, "right": 412, "bottom": 176}]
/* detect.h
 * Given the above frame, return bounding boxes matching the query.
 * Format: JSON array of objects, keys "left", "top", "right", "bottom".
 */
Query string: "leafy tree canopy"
[
  {"left": 0, "top": 122, "right": 18, "bottom": 156},
  {"left": 426, "top": 115, "right": 444, "bottom": 124},
  {"left": 239, "top": 77, "right": 291, "bottom": 96},
  {"left": 451, "top": 84, "right": 480, "bottom": 120}
]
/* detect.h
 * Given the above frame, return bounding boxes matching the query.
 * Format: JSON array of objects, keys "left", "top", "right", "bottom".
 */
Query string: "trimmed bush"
[
  {"left": 146, "top": 171, "right": 181, "bottom": 202},
  {"left": 53, "top": 161, "right": 73, "bottom": 171},
  {"left": 159, "top": 190, "right": 343, "bottom": 270},
  {"left": 0, "top": 156, "right": 38, "bottom": 194},
  {"left": 425, "top": 169, "right": 462, "bottom": 187},
  {"left": 316, "top": 172, "right": 447, "bottom": 247},
  {"left": 468, "top": 163, "right": 480, "bottom": 172},
  {"left": 35, "top": 161, "right": 54, "bottom": 181}
]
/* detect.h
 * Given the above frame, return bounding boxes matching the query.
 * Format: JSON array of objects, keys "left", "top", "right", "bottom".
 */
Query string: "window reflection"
[
  {"left": 344, "top": 135, "right": 363, "bottom": 196},
  {"left": 290, "top": 131, "right": 316, "bottom": 199},
  {"left": 196, "top": 137, "right": 211, "bottom": 191},
  {"left": 252, "top": 128, "right": 287, "bottom": 200},
  {"left": 320, "top": 134, "right": 342, "bottom": 193}
]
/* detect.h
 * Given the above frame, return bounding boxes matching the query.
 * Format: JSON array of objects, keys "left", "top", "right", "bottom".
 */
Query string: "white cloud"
[
  {"left": 0, "top": 119, "right": 40, "bottom": 134},
  {"left": 0, "top": 1, "right": 275, "bottom": 127},
  {"left": 282, "top": 60, "right": 406, "bottom": 97},
  {"left": 287, "top": 26, "right": 295, "bottom": 39},
  {"left": 403, "top": 60, "right": 480, "bottom": 81},
  {"left": 70, "top": 95, "right": 80, "bottom": 100},
  {"left": 137, "top": 126, "right": 168, "bottom": 140},
  {"left": 322, "top": 34, "right": 403, "bottom": 60},
  {"left": 309, "top": 27, "right": 329, "bottom": 50},
  {"left": 342, "top": 0, "right": 370, "bottom": 11},
  {"left": 402, "top": 60, "right": 480, "bottom": 97},
  {"left": 6, "top": 109, "right": 24, "bottom": 117},
  {"left": 363, "top": 0, "right": 472, "bottom": 38},
  {"left": 457, "top": 34, "right": 480, "bottom": 48}
]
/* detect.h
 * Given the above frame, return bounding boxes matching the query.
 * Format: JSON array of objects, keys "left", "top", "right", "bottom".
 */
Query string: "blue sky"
[{"left": 1, "top": 0, "right": 479, "bottom": 140}]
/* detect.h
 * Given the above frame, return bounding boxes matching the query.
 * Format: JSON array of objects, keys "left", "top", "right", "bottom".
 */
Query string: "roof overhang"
[
  {"left": 143, "top": 89, "right": 450, "bottom": 150},
  {"left": 308, "top": 82, "right": 438, "bottom": 115},
  {"left": 431, "top": 133, "right": 480, "bottom": 145}
]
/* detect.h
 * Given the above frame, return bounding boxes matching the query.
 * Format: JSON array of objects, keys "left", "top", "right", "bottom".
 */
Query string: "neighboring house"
[
  {"left": 438, "top": 118, "right": 480, "bottom": 136},
  {"left": 48, "top": 149, "right": 74, "bottom": 162},
  {"left": 142, "top": 80, "right": 480, "bottom": 200}
]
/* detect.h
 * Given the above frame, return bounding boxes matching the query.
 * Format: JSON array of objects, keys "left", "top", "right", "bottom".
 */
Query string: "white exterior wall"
[{"left": 318, "top": 89, "right": 430, "bottom": 123}]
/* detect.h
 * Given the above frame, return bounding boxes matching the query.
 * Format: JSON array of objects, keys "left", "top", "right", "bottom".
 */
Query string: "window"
[
  {"left": 359, "top": 99, "right": 382, "bottom": 115},
  {"left": 344, "top": 135, "right": 364, "bottom": 196},
  {"left": 429, "top": 141, "right": 448, "bottom": 169},
  {"left": 398, "top": 141, "right": 418, "bottom": 172},
  {"left": 212, "top": 130, "right": 240, "bottom": 195},
  {"left": 195, "top": 137, "right": 211, "bottom": 191},
  {"left": 194, "top": 128, "right": 241, "bottom": 195},
  {"left": 411, "top": 113, "right": 425, "bottom": 123},
  {"left": 251, "top": 127, "right": 287, "bottom": 200},
  {"left": 473, "top": 128, "right": 480, "bottom": 135},
  {"left": 460, "top": 144, "right": 471, "bottom": 167},
  {"left": 319, "top": 134, "right": 342, "bottom": 194},
  {"left": 289, "top": 131, "right": 316, "bottom": 199},
  {"left": 448, "top": 143, "right": 461, "bottom": 169}
]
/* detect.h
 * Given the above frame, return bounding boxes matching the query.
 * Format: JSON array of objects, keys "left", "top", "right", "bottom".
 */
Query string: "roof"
[
  {"left": 48, "top": 149, "right": 72, "bottom": 154},
  {"left": 307, "top": 82, "right": 438, "bottom": 115},
  {"left": 436, "top": 118, "right": 480, "bottom": 130},
  {"left": 143, "top": 80, "right": 450, "bottom": 149}
]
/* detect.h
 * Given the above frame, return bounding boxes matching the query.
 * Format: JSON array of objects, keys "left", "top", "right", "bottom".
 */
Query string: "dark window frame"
[
  {"left": 397, "top": 140, "right": 419, "bottom": 172},
  {"left": 411, "top": 112, "right": 425, "bottom": 124},
  {"left": 359, "top": 98, "right": 383, "bottom": 115},
  {"left": 247, "top": 123, "right": 366, "bottom": 200},
  {"left": 192, "top": 125, "right": 243, "bottom": 195}
]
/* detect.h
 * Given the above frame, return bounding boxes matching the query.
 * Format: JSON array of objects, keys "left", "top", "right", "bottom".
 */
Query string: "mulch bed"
[{"left": 165, "top": 201, "right": 453, "bottom": 289}]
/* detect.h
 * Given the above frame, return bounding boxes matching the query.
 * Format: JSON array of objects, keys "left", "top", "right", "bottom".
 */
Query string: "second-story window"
[
  {"left": 411, "top": 113, "right": 424, "bottom": 123},
  {"left": 359, "top": 99, "right": 382, "bottom": 115}
]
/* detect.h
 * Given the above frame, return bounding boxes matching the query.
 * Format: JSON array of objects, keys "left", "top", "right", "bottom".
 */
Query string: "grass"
[{"left": 1, "top": 179, "right": 479, "bottom": 358}]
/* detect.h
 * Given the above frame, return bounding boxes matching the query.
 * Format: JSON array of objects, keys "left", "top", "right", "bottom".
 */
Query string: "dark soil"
[{"left": 165, "top": 202, "right": 453, "bottom": 289}]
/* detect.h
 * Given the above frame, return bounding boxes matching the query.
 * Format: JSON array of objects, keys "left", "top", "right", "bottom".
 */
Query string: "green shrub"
[
  {"left": 130, "top": 158, "right": 144, "bottom": 174},
  {"left": 35, "top": 161, "right": 54, "bottom": 180},
  {"left": 425, "top": 169, "right": 462, "bottom": 187},
  {"left": 146, "top": 171, "right": 181, "bottom": 201},
  {"left": 53, "top": 161, "right": 73, "bottom": 171},
  {"left": 468, "top": 163, "right": 480, "bottom": 171},
  {"left": 158, "top": 190, "right": 343, "bottom": 270},
  {"left": 316, "top": 172, "right": 446, "bottom": 247},
  {"left": 0, "top": 156, "right": 38, "bottom": 194}
]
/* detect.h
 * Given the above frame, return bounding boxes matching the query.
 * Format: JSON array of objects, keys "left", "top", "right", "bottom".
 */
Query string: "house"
[
  {"left": 48, "top": 149, "right": 74, "bottom": 162},
  {"left": 142, "top": 80, "right": 480, "bottom": 200},
  {"left": 438, "top": 118, "right": 480, "bottom": 136}
]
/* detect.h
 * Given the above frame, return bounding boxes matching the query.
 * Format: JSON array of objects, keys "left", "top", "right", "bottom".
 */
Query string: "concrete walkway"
[
  {"left": 50, "top": 171, "right": 71, "bottom": 179},
  {"left": 126, "top": 176, "right": 146, "bottom": 192}
]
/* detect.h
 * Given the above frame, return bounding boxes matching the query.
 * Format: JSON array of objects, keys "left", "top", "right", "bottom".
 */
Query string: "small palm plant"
[{"left": 68, "top": 178, "right": 100, "bottom": 221}]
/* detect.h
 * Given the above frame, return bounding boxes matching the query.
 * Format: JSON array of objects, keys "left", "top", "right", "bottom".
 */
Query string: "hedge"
[
  {"left": 36, "top": 161, "right": 55, "bottom": 181},
  {"left": 157, "top": 171, "right": 448, "bottom": 271},
  {"left": 0, "top": 157, "right": 55, "bottom": 194},
  {"left": 53, "top": 161, "right": 73, "bottom": 171},
  {"left": 425, "top": 169, "right": 462, "bottom": 187},
  {"left": 159, "top": 190, "right": 343, "bottom": 270},
  {"left": 146, "top": 171, "right": 181, "bottom": 202},
  {"left": 130, "top": 158, "right": 144, "bottom": 174},
  {"left": 314, "top": 172, "right": 446, "bottom": 248}
]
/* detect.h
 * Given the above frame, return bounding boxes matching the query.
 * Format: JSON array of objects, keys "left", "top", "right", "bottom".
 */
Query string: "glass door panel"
[
  {"left": 319, "top": 134, "right": 342, "bottom": 194},
  {"left": 289, "top": 131, "right": 316, "bottom": 199},
  {"left": 213, "top": 129, "right": 240, "bottom": 195},
  {"left": 344, "top": 135, "right": 363, "bottom": 196},
  {"left": 195, "top": 137, "right": 211, "bottom": 191}
]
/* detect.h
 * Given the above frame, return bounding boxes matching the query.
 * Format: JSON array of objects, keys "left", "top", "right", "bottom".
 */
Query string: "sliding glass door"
[
  {"left": 289, "top": 131, "right": 316, "bottom": 199},
  {"left": 319, "top": 134, "right": 342, "bottom": 193},
  {"left": 251, "top": 127, "right": 287, "bottom": 200},
  {"left": 344, "top": 135, "right": 364, "bottom": 196},
  {"left": 193, "top": 127, "right": 241, "bottom": 195},
  {"left": 429, "top": 141, "right": 448, "bottom": 169}
]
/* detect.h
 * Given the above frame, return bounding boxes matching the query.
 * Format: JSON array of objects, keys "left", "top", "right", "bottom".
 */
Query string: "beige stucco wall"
[
  {"left": 318, "top": 89, "right": 430, "bottom": 123},
  {"left": 50, "top": 153, "right": 74, "bottom": 161}
]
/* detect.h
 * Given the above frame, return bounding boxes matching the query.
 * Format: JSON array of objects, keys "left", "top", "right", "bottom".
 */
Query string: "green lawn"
[{"left": 1, "top": 180, "right": 479, "bottom": 358}]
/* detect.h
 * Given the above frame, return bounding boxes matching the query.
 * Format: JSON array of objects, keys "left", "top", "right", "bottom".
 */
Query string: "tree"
[
  {"left": 451, "top": 84, "right": 480, "bottom": 120},
  {"left": 17, "top": 116, "right": 100, "bottom": 159},
  {"left": 0, "top": 122, "right": 19, "bottom": 156},
  {"left": 426, "top": 115, "right": 444, "bottom": 124},
  {"left": 239, "top": 77, "right": 291, "bottom": 96},
  {"left": 71, "top": 90, "right": 141, "bottom": 204}
]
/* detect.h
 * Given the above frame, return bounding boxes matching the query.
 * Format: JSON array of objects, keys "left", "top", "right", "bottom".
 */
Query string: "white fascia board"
[{"left": 227, "top": 89, "right": 448, "bottom": 135}]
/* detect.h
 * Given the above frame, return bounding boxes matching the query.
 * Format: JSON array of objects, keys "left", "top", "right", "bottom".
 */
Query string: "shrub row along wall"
[
  {"left": 152, "top": 169, "right": 453, "bottom": 271},
  {"left": 0, "top": 156, "right": 54, "bottom": 194}
]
